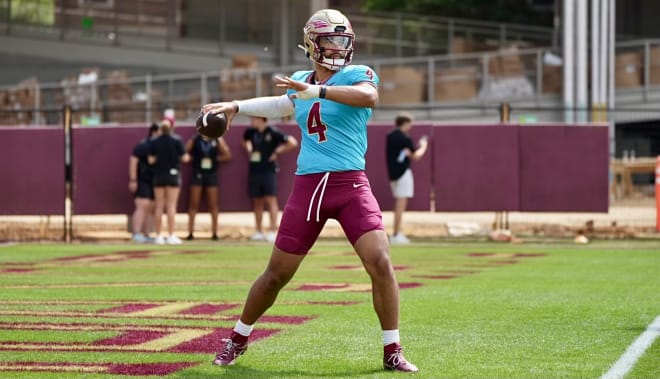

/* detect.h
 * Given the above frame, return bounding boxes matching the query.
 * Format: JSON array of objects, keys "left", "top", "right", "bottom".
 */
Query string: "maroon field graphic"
[{"left": 0, "top": 249, "right": 546, "bottom": 376}]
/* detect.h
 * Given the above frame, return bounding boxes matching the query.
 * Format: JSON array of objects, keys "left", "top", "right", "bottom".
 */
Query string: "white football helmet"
[{"left": 299, "top": 9, "right": 355, "bottom": 71}]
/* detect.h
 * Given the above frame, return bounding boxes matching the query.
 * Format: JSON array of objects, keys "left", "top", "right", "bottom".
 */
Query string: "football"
[{"left": 195, "top": 111, "right": 228, "bottom": 139}]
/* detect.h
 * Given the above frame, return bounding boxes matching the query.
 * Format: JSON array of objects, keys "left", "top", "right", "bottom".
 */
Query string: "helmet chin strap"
[
  {"left": 319, "top": 57, "right": 344, "bottom": 70},
  {"left": 299, "top": 43, "right": 346, "bottom": 70}
]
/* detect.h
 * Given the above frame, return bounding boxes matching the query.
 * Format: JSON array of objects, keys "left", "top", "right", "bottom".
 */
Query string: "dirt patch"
[{"left": 1, "top": 216, "right": 656, "bottom": 242}]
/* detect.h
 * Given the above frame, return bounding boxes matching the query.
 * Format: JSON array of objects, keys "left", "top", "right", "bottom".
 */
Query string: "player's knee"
[
  {"left": 364, "top": 251, "right": 394, "bottom": 279},
  {"left": 262, "top": 269, "right": 293, "bottom": 290}
]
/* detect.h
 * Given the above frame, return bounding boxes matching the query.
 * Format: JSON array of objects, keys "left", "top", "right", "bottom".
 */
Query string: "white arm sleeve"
[{"left": 234, "top": 95, "right": 295, "bottom": 118}]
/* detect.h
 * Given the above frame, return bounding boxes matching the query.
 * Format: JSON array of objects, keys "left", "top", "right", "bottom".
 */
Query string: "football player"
[{"left": 202, "top": 8, "right": 418, "bottom": 372}]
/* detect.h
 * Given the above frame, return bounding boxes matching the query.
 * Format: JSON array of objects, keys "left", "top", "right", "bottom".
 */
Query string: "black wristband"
[{"left": 319, "top": 85, "right": 327, "bottom": 99}]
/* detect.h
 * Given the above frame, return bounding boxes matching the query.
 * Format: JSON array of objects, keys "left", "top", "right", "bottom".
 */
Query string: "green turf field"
[{"left": 0, "top": 241, "right": 658, "bottom": 378}]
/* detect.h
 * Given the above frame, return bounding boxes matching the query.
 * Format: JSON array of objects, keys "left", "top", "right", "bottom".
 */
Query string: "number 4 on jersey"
[{"left": 306, "top": 102, "right": 327, "bottom": 142}]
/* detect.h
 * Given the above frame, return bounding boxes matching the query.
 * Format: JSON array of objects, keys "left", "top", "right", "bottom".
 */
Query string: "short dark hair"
[
  {"left": 148, "top": 123, "right": 159, "bottom": 137},
  {"left": 395, "top": 112, "right": 413, "bottom": 127}
]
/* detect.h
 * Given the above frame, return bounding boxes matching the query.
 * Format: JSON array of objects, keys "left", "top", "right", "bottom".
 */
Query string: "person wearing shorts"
[
  {"left": 202, "top": 9, "right": 418, "bottom": 373},
  {"left": 129, "top": 123, "right": 160, "bottom": 243},
  {"left": 148, "top": 119, "right": 189, "bottom": 245},
  {"left": 386, "top": 112, "right": 428, "bottom": 244},
  {"left": 185, "top": 133, "right": 232, "bottom": 241},
  {"left": 243, "top": 116, "right": 297, "bottom": 242}
]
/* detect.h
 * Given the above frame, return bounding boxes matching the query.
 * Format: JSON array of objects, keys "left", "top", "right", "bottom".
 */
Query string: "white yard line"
[{"left": 600, "top": 315, "right": 660, "bottom": 379}]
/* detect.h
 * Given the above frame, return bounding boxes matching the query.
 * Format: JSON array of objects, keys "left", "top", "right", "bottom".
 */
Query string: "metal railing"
[
  {"left": 4, "top": 38, "right": 660, "bottom": 126},
  {"left": 349, "top": 10, "right": 556, "bottom": 57},
  {"left": 0, "top": 0, "right": 275, "bottom": 56},
  {"left": 0, "top": 46, "right": 551, "bottom": 126}
]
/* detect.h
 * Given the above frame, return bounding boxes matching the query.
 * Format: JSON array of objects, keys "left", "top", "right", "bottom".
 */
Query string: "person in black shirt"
[
  {"left": 129, "top": 123, "right": 160, "bottom": 243},
  {"left": 148, "top": 119, "right": 190, "bottom": 244},
  {"left": 385, "top": 112, "right": 427, "bottom": 244},
  {"left": 242, "top": 117, "right": 297, "bottom": 242},
  {"left": 185, "top": 134, "right": 232, "bottom": 241}
]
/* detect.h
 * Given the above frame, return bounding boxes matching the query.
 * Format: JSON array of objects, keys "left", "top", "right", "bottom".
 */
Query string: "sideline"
[{"left": 600, "top": 315, "right": 660, "bottom": 379}]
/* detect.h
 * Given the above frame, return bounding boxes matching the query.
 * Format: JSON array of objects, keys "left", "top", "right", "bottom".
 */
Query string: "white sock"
[
  {"left": 233, "top": 320, "right": 254, "bottom": 337},
  {"left": 383, "top": 329, "right": 400, "bottom": 346}
]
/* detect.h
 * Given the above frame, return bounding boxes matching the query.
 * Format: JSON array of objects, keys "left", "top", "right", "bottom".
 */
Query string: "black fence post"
[
  {"left": 494, "top": 102, "right": 511, "bottom": 230},
  {"left": 63, "top": 105, "right": 73, "bottom": 243}
]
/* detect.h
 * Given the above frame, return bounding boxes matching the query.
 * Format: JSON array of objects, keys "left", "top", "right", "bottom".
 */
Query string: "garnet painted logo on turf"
[
  {"left": 0, "top": 249, "right": 547, "bottom": 376},
  {"left": 0, "top": 250, "right": 206, "bottom": 275},
  {"left": 0, "top": 299, "right": 358, "bottom": 376}
]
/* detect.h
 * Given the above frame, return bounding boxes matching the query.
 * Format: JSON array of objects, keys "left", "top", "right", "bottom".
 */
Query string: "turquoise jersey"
[{"left": 287, "top": 65, "right": 379, "bottom": 175}]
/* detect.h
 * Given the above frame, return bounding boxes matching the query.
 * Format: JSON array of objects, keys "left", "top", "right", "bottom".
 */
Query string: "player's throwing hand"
[
  {"left": 201, "top": 102, "right": 238, "bottom": 126},
  {"left": 275, "top": 76, "right": 322, "bottom": 100}
]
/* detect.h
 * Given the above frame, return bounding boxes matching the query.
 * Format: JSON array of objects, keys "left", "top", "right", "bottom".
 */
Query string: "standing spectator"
[
  {"left": 185, "top": 134, "right": 232, "bottom": 241},
  {"left": 163, "top": 108, "right": 176, "bottom": 128},
  {"left": 243, "top": 116, "right": 298, "bottom": 242},
  {"left": 148, "top": 119, "right": 190, "bottom": 244},
  {"left": 386, "top": 112, "right": 428, "bottom": 244},
  {"left": 129, "top": 123, "right": 160, "bottom": 243}
]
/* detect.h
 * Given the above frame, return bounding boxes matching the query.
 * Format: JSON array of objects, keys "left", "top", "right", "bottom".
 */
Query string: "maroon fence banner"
[
  {"left": 176, "top": 123, "right": 300, "bottom": 213},
  {"left": 518, "top": 125, "right": 609, "bottom": 212},
  {"left": 0, "top": 127, "right": 64, "bottom": 215},
  {"left": 2, "top": 123, "right": 609, "bottom": 216},
  {"left": 73, "top": 125, "right": 155, "bottom": 214},
  {"left": 72, "top": 124, "right": 301, "bottom": 214},
  {"left": 433, "top": 125, "right": 520, "bottom": 211},
  {"left": 72, "top": 123, "right": 433, "bottom": 215}
]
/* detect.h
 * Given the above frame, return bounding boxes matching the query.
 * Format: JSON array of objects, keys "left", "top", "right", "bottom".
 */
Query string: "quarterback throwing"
[{"left": 202, "top": 8, "right": 418, "bottom": 373}]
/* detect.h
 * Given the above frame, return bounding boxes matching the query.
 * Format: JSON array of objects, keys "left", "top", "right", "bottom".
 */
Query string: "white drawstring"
[{"left": 306, "top": 172, "right": 330, "bottom": 222}]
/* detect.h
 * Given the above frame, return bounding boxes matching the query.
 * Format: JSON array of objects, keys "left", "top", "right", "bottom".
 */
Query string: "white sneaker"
[
  {"left": 389, "top": 233, "right": 411, "bottom": 245},
  {"left": 250, "top": 232, "right": 265, "bottom": 241},
  {"left": 154, "top": 235, "right": 166, "bottom": 245},
  {"left": 265, "top": 231, "right": 277, "bottom": 242},
  {"left": 132, "top": 233, "right": 148, "bottom": 243},
  {"left": 166, "top": 235, "right": 182, "bottom": 245}
]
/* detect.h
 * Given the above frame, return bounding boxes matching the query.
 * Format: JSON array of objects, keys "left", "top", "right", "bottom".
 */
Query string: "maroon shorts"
[{"left": 275, "top": 170, "right": 384, "bottom": 255}]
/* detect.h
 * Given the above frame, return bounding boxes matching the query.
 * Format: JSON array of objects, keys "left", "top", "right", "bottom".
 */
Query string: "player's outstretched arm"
[
  {"left": 201, "top": 95, "right": 295, "bottom": 122},
  {"left": 275, "top": 76, "right": 378, "bottom": 108},
  {"left": 325, "top": 83, "right": 378, "bottom": 108}
]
